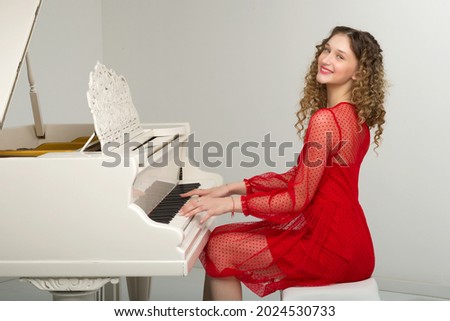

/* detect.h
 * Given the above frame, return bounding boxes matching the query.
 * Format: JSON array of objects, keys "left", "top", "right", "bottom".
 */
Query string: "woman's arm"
[{"left": 241, "top": 109, "right": 341, "bottom": 223}]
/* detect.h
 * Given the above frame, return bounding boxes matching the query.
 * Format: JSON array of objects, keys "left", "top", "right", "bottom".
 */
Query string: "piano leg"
[
  {"left": 51, "top": 290, "right": 98, "bottom": 301},
  {"left": 22, "top": 277, "right": 119, "bottom": 301},
  {"left": 100, "top": 280, "right": 121, "bottom": 301},
  {"left": 126, "top": 276, "right": 151, "bottom": 301}
]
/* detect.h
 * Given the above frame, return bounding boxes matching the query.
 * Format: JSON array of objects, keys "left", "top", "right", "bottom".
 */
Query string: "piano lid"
[{"left": 0, "top": 0, "right": 42, "bottom": 129}]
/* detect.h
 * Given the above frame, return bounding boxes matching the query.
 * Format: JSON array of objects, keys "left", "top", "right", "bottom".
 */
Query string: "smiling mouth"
[{"left": 320, "top": 66, "right": 333, "bottom": 74}]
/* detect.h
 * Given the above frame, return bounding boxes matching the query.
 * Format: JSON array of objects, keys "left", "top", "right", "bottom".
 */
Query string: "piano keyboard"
[{"left": 148, "top": 183, "right": 200, "bottom": 225}]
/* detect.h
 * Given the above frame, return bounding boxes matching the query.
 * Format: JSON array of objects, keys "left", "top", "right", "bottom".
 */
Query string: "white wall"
[{"left": 5, "top": 0, "right": 450, "bottom": 299}]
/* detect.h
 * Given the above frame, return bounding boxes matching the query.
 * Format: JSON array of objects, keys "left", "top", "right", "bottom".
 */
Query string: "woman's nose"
[{"left": 321, "top": 53, "right": 332, "bottom": 64}]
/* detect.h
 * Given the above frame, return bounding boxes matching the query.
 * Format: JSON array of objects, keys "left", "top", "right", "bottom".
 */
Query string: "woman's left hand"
[{"left": 179, "top": 196, "right": 234, "bottom": 224}]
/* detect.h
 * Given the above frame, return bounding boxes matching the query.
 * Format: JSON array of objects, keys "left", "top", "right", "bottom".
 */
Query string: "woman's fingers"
[
  {"left": 179, "top": 197, "right": 201, "bottom": 216},
  {"left": 180, "top": 188, "right": 210, "bottom": 198},
  {"left": 180, "top": 184, "right": 230, "bottom": 198},
  {"left": 179, "top": 197, "right": 213, "bottom": 218},
  {"left": 179, "top": 197, "right": 232, "bottom": 225}
]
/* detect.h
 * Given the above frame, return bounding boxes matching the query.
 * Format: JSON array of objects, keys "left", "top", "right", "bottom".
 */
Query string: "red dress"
[{"left": 199, "top": 102, "right": 375, "bottom": 297}]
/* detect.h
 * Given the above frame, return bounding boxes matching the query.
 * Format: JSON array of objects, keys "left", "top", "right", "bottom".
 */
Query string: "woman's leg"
[
  {"left": 202, "top": 232, "right": 279, "bottom": 300},
  {"left": 203, "top": 274, "right": 242, "bottom": 301}
]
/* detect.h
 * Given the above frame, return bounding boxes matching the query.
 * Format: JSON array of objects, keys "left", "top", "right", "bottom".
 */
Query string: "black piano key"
[
  {"left": 148, "top": 183, "right": 200, "bottom": 224},
  {"left": 172, "top": 183, "right": 200, "bottom": 194}
]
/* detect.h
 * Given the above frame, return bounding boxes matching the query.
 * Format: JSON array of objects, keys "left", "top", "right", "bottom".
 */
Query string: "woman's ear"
[{"left": 352, "top": 68, "right": 364, "bottom": 81}]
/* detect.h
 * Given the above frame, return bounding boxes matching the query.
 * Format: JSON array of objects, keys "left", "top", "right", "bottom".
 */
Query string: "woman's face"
[{"left": 316, "top": 33, "right": 358, "bottom": 87}]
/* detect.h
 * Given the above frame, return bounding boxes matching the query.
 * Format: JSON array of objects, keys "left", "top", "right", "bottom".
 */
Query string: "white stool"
[{"left": 280, "top": 277, "right": 380, "bottom": 301}]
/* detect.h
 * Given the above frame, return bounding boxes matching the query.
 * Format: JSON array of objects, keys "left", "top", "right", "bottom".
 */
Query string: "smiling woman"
[
  {"left": 298, "top": 26, "right": 386, "bottom": 150},
  {"left": 179, "top": 26, "right": 387, "bottom": 300}
]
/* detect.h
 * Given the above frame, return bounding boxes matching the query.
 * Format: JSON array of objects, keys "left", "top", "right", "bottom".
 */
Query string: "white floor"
[{"left": 0, "top": 267, "right": 444, "bottom": 301}]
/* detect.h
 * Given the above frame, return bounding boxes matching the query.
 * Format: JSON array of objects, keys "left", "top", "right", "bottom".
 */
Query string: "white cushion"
[{"left": 280, "top": 277, "right": 380, "bottom": 301}]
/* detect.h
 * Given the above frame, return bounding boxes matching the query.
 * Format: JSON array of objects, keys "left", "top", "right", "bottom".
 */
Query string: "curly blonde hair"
[{"left": 296, "top": 26, "right": 387, "bottom": 149}]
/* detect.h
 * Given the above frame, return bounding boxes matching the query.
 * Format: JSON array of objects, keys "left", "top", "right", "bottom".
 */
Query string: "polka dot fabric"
[{"left": 200, "top": 102, "right": 375, "bottom": 297}]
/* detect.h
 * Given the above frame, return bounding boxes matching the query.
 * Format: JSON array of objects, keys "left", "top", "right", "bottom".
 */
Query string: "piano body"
[{"left": 0, "top": 0, "right": 222, "bottom": 300}]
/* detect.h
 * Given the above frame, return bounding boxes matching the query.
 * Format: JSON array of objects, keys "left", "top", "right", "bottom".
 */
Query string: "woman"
[{"left": 180, "top": 26, "right": 386, "bottom": 300}]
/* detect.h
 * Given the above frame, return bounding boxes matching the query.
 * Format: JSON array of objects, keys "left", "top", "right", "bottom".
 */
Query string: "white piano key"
[{"left": 169, "top": 213, "right": 192, "bottom": 230}]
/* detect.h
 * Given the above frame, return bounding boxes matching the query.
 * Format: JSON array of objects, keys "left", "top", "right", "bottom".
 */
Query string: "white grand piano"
[{"left": 0, "top": 0, "right": 222, "bottom": 300}]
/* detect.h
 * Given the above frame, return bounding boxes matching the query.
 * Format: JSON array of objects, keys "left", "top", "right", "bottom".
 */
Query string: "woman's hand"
[
  {"left": 179, "top": 196, "right": 235, "bottom": 224},
  {"left": 180, "top": 181, "right": 247, "bottom": 199},
  {"left": 180, "top": 184, "right": 230, "bottom": 199}
]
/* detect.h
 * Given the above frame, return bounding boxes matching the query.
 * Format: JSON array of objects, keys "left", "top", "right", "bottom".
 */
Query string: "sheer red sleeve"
[
  {"left": 241, "top": 109, "right": 341, "bottom": 224},
  {"left": 243, "top": 166, "right": 297, "bottom": 194}
]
